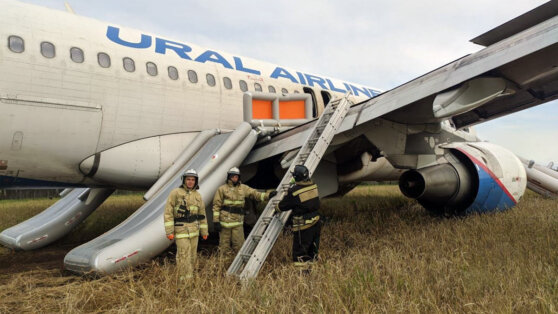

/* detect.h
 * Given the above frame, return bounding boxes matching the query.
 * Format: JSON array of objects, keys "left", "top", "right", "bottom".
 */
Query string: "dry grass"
[{"left": 1, "top": 186, "right": 557, "bottom": 313}]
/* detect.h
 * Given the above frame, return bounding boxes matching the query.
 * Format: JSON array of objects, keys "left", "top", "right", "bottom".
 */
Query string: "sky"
[{"left": 18, "top": 0, "right": 558, "bottom": 165}]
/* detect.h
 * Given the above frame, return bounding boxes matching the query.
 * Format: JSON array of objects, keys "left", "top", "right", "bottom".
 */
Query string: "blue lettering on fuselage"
[
  {"left": 296, "top": 72, "right": 307, "bottom": 85},
  {"left": 326, "top": 79, "right": 346, "bottom": 93},
  {"left": 304, "top": 74, "right": 328, "bottom": 89},
  {"left": 155, "top": 38, "right": 192, "bottom": 60},
  {"left": 195, "top": 50, "right": 233, "bottom": 69},
  {"left": 106, "top": 26, "right": 152, "bottom": 48},
  {"left": 270, "top": 67, "right": 298, "bottom": 83},
  {"left": 234, "top": 57, "right": 260, "bottom": 75},
  {"left": 106, "top": 26, "right": 380, "bottom": 97},
  {"left": 349, "top": 84, "right": 371, "bottom": 97}
]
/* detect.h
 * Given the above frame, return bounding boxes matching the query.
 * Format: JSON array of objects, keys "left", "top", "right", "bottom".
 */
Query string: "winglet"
[{"left": 471, "top": 1, "right": 558, "bottom": 47}]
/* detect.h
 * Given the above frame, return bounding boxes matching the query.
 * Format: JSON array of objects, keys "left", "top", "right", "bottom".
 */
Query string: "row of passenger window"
[{"left": 7, "top": 35, "right": 296, "bottom": 94}]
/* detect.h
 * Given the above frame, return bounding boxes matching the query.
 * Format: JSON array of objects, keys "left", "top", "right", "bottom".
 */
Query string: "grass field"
[{"left": 0, "top": 186, "right": 557, "bottom": 312}]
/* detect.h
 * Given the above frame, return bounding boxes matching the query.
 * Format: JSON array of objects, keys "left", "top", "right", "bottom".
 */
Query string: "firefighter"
[
  {"left": 212, "top": 167, "right": 276, "bottom": 255},
  {"left": 164, "top": 169, "right": 208, "bottom": 280},
  {"left": 277, "top": 165, "right": 321, "bottom": 271}
]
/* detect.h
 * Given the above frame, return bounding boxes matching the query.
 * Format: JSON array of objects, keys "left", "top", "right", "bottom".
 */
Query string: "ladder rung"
[
  {"left": 252, "top": 235, "right": 262, "bottom": 242},
  {"left": 241, "top": 254, "right": 252, "bottom": 261}
]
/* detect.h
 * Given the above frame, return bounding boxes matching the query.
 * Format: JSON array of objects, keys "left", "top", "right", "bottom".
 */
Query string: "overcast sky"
[{"left": 19, "top": 0, "right": 558, "bottom": 165}]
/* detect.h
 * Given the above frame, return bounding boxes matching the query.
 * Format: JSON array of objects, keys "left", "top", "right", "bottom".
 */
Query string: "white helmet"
[
  {"left": 227, "top": 167, "right": 240, "bottom": 176},
  {"left": 181, "top": 169, "right": 199, "bottom": 188},
  {"left": 227, "top": 167, "right": 241, "bottom": 182}
]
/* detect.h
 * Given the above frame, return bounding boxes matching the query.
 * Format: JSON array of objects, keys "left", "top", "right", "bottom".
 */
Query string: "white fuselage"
[{"left": 0, "top": 0, "right": 389, "bottom": 188}]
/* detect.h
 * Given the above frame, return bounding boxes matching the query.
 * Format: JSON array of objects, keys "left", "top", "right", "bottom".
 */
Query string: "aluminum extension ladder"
[{"left": 227, "top": 92, "right": 353, "bottom": 280}]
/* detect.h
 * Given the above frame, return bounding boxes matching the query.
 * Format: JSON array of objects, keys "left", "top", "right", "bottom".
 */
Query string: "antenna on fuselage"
[{"left": 64, "top": 2, "right": 76, "bottom": 14}]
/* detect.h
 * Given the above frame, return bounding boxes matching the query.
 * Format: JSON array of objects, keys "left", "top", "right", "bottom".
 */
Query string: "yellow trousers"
[
  {"left": 175, "top": 236, "right": 198, "bottom": 279},
  {"left": 219, "top": 225, "right": 244, "bottom": 255}
]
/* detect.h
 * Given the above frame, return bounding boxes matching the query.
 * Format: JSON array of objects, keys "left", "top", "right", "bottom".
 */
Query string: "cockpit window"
[
  {"left": 8, "top": 36, "right": 24, "bottom": 53},
  {"left": 281, "top": 88, "right": 288, "bottom": 94},
  {"left": 254, "top": 83, "right": 262, "bottom": 92},
  {"left": 268, "top": 85, "right": 276, "bottom": 93},
  {"left": 70, "top": 47, "right": 84, "bottom": 63},
  {"left": 40, "top": 42, "right": 55, "bottom": 58}
]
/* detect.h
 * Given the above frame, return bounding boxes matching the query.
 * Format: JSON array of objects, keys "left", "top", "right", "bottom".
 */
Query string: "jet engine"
[{"left": 398, "top": 142, "right": 526, "bottom": 215}]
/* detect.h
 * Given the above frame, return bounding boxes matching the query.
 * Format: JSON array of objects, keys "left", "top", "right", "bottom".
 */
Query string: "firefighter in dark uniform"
[{"left": 277, "top": 165, "right": 321, "bottom": 270}]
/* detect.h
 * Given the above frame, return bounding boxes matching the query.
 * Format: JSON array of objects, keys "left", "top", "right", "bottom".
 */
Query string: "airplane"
[{"left": 0, "top": 0, "right": 557, "bottom": 275}]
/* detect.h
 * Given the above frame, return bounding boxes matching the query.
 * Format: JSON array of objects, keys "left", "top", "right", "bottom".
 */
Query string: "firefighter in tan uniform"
[
  {"left": 164, "top": 169, "right": 208, "bottom": 280},
  {"left": 277, "top": 165, "right": 321, "bottom": 271},
  {"left": 212, "top": 167, "right": 276, "bottom": 255}
]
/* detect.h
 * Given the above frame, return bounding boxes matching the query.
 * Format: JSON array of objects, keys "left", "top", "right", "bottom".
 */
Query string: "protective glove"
[
  {"left": 166, "top": 234, "right": 174, "bottom": 241},
  {"left": 202, "top": 235, "right": 208, "bottom": 240},
  {"left": 269, "top": 190, "right": 277, "bottom": 198},
  {"left": 214, "top": 223, "right": 222, "bottom": 233}
]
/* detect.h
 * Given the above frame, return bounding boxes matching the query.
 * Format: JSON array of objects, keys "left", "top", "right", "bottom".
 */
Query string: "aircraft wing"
[{"left": 245, "top": 2, "right": 558, "bottom": 166}]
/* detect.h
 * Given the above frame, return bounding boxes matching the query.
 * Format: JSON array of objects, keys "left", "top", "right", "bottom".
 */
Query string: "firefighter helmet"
[
  {"left": 181, "top": 169, "right": 199, "bottom": 189},
  {"left": 227, "top": 167, "right": 241, "bottom": 179},
  {"left": 292, "top": 165, "right": 309, "bottom": 182}
]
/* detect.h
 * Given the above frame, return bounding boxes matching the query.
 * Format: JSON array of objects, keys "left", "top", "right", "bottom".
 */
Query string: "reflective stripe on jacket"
[
  {"left": 164, "top": 185, "right": 208, "bottom": 238},
  {"left": 278, "top": 180, "right": 320, "bottom": 231},
  {"left": 212, "top": 180, "right": 269, "bottom": 227}
]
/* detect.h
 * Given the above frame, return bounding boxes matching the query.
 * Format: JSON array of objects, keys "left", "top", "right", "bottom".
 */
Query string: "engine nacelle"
[{"left": 399, "top": 142, "right": 526, "bottom": 215}]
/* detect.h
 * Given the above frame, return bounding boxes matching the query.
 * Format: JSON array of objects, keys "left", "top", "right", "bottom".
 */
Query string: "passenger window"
[
  {"left": 254, "top": 83, "right": 262, "bottom": 92},
  {"left": 206, "top": 73, "right": 216, "bottom": 86},
  {"left": 146, "top": 62, "right": 158, "bottom": 76},
  {"left": 168, "top": 66, "right": 179, "bottom": 80},
  {"left": 97, "top": 52, "right": 111, "bottom": 68},
  {"left": 281, "top": 88, "right": 288, "bottom": 94},
  {"left": 123, "top": 57, "right": 135, "bottom": 72},
  {"left": 268, "top": 86, "right": 276, "bottom": 93},
  {"left": 239, "top": 80, "right": 248, "bottom": 92},
  {"left": 8, "top": 36, "right": 24, "bottom": 53},
  {"left": 70, "top": 47, "right": 84, "bottom": 63},
  {"left": 40, "top": 42, "right": 55, "bottom": 58},
  {"left": 188, "top": 70, "right": 198, "bottom": 83},
  {"left": 223, "top": 77, "right": 232, "bottom": 89}
]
